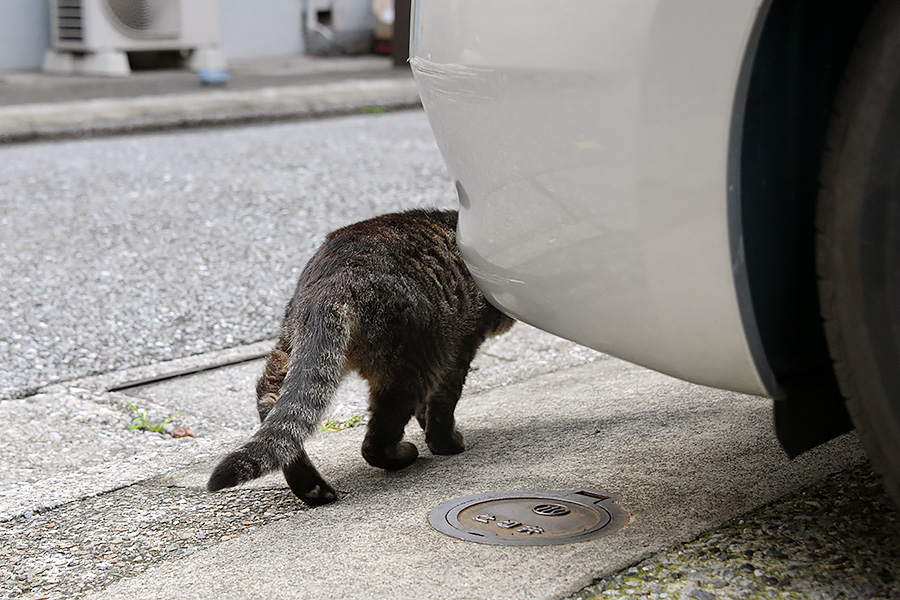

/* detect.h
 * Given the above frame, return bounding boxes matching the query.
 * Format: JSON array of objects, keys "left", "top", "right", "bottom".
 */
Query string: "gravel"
[
  {"left": 567, "top": 462, "right": 899, "bottom": 600},
  {"left": 0, "top": 110, "right": 453, "bottom": 401},
  {"left": 1, "top": 484, "right": 303, "bottom": 599}
]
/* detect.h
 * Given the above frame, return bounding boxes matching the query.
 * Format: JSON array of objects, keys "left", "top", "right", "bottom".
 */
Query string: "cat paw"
[
  {"left": 362, "top": 440, "right": 419, "bottom": 471},
  {"left": 297, "top": 482, "right": 338, "bottom": 507},
  {"left": 282, "top": 457, "right": 338, "bottom": 506},
  {"left": 426, "top": 429, "right": 465, "bottom": 455}
]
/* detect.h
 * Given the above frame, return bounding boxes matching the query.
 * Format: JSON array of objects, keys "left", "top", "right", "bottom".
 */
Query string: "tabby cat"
[{"left": 207, "top": 209, "right": 514, "bottom": 506}]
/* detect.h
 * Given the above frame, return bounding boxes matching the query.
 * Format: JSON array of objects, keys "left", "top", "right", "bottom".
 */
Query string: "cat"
[{"left": 207, "top": 209, "right": 514, "bottom": 506}]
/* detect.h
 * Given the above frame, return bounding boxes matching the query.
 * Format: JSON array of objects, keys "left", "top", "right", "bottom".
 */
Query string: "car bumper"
[{"left": 411, "top": 0, "right": 779, "bottom": 397}]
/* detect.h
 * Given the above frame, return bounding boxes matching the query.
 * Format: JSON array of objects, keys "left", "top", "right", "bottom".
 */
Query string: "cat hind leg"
[
  {"left": 423, "top": 373, "right": 466, "bottom": 455},
  {"left": 255, "top": 348, "right": 290, "bottom": 422},
  {"left": 414, "top": 399, "right": 427, "bottom": 430},
  {"left": 424, "top": 350, "right": 477, "bottom": 455},
  {"left": 361, "top": 375, "right": 422, "bottom": 471}
]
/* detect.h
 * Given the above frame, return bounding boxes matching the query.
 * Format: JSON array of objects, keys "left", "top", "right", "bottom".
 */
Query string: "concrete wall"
[
  {"left": 220, "top": 0, "right": 304, "bottom": 59},
  {"left": 0, "top": 0, "right": 51, "bottom": 71}
]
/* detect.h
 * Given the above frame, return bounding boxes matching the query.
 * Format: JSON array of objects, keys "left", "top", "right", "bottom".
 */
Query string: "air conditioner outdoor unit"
[{"left": 44, "top": 0, "right": 226, "bottom": 76}]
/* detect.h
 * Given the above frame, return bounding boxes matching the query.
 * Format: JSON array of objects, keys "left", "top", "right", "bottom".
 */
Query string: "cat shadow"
[
  {"left": 322, "top": 394, "right": 779, "bottom": 508},
  {"left": 323, "top": 414, "right": 607, "bottom": 503}
]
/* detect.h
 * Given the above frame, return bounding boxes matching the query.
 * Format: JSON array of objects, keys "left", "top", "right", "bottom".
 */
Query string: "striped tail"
[{"left": 207, "top": 303, "right": 350, "bottom": 501}]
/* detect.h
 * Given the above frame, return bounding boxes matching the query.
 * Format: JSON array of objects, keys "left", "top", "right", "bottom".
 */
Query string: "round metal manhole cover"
[{"left": 428, "top": 489, "right": 629, "bottom": 546}]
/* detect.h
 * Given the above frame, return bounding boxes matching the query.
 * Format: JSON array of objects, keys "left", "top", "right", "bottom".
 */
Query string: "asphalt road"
[{"left": 0, "top": 109, "right": 453, "bottom": 400}]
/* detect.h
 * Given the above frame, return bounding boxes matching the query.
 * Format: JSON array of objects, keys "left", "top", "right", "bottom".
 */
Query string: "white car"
[{"left": 409, "top": 0, "right": 899, "bottom": 504}]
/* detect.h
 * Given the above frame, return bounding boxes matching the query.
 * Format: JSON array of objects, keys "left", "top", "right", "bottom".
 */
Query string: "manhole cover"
[{"left": 428, "top": 489, "right": 629, "bottom": 546}]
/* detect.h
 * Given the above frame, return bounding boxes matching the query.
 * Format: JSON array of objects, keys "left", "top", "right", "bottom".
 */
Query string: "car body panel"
[{"left": 410, "top": 0, "right": 781, "bottom": 397}]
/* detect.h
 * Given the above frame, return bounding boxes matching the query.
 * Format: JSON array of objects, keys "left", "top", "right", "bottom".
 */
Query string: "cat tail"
[{"left": 207, "top": 301, "right": 351, "bottom": 502}]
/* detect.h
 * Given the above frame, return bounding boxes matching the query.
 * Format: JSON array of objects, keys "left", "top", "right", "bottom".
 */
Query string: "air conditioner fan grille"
[{"left": 103, "top": 0, "right": 180, "bottom": 37}]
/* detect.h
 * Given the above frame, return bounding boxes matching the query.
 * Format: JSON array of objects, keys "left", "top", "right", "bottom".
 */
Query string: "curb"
[{"left": 0, "top": 77, "right": 422, "bottom": 144}]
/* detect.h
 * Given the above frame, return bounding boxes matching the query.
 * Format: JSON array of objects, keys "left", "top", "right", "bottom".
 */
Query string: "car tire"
[{"left": 817, "top": 0, "right": 900, "bottom": 505}]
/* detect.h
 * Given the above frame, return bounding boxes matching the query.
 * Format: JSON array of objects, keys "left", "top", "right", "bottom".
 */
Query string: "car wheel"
[{"left": 817, "top": 0, "right": 900, "bottom": 505}]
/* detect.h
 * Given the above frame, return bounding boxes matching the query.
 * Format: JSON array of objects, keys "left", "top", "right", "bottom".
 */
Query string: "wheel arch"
[{"left": 735, "top": 0, "right": 877, "bottom": 456}]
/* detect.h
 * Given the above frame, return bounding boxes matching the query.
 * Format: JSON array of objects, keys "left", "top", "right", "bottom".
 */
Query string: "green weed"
[
  {"left": 320, "top": 415, "right": 363, "bottom": 431},
  {"left": 125, "top": 400, "right": 181, "bottom": 434}
]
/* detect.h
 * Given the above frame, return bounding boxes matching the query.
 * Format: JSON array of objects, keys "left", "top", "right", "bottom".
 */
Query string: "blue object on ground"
[{"left": 198, "top": 69, "right": 229, "bottom": 86}]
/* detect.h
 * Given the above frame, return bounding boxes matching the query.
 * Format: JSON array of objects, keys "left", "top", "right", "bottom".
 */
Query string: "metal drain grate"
[
  {"left": 532, "top": 503, "right": 571, "bottom": 516},
  {"left": 428, "top": 489, "right": 628, "bottom": 546}
]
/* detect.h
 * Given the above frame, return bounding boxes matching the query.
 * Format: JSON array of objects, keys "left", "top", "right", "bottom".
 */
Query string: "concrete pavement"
[
  {"left": 99, "top": 360, "right": 862, "bottom": 600},
  {"left": 0, "top": 328, "right": 866, "bottom": 599}
]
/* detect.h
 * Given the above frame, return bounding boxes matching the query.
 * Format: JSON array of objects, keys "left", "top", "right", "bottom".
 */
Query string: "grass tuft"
[
  {"left": 320, "top": 415, "right": 363, "bottom": 431},
  {"left": 124, "top": 400, "right": 181, "bottom": 434}
]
